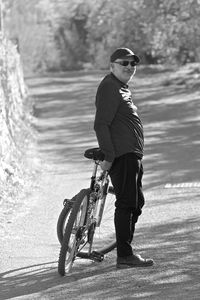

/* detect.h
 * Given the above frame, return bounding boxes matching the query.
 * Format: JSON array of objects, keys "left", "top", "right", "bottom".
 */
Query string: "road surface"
[{"left": 0, "top": 68, "right": 200, "bottom": 299}]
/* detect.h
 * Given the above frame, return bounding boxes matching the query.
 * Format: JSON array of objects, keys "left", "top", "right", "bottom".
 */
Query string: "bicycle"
[{"left": 57, "top": 147, "right": 116, "bottom": 276}]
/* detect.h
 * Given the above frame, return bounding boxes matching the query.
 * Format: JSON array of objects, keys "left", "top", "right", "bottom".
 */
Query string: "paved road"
[{"left": 0, "top": 69, "right": 200, "bottom": 299}]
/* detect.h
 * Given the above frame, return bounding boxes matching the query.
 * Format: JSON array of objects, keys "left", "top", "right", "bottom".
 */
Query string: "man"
[{"left": 94, "top": 47, "right": 154, "bottom": 269}]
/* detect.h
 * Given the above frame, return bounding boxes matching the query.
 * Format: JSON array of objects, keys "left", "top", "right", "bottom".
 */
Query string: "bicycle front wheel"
[
  {"left": 57, "top": 199, "right": 73, "bottom": 244},
  {"left": 58, "top": 189, "right": 89, "bottom": 276}
]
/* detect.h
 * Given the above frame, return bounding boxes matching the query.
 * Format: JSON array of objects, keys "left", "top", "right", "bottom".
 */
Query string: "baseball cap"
[{"left": 110, "top": 47, "right": 140, "bottom": 64}]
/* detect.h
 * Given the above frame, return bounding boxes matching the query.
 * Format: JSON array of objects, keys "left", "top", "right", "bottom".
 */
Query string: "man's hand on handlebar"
[{"left": 100, "top": 160, "right": 112, "bottom": 171}]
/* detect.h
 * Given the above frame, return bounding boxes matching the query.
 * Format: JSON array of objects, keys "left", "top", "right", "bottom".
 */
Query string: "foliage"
[
  {"left": 3, "top": 0, "right": 200, "bottom": 71},
  {"left": 86, "top": 0, "right": 200, "bottom": 66}
]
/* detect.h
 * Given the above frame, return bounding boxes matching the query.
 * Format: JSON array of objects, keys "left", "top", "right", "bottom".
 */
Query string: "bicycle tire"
[
  {"left": 100, "top": 186, "right": 116, "bottom": 254},
  {"left": 58, "top": 189, "right": 90, "bottom": 276},
  {"left": 57, "top": 198, "right": 75, "bottom": 244}
]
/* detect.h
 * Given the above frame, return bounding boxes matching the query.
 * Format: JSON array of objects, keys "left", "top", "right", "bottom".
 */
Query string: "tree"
[{"left": 3, "top": 0, "right": 200, "bottom": 72}]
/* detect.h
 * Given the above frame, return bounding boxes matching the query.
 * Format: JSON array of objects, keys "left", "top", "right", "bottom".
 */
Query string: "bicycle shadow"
[
  {"left": 0, "top": 261, "right": 56, "bottom": 300},
  {"left": 0, "top": 259, "right": 116, "bottom": 300}
]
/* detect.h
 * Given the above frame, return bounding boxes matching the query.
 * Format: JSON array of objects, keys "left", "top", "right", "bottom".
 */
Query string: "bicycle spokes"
[{"left": 58, "top": 164, "right": 116, "bottom": 275}]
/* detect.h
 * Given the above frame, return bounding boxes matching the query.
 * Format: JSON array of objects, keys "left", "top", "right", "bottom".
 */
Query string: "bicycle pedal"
[{"left": 90, "top": 251, "right": 104, "bottom": 262}]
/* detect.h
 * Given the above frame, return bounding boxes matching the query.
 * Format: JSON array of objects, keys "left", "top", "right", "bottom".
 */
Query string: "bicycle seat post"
[{"left": 90, "top": 160, "right": 99, "bottom": 190}]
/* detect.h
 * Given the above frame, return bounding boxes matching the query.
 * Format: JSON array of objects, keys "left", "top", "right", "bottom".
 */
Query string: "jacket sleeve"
[{"left": 94, "top": 80, "right": 120, "bottom": 162}]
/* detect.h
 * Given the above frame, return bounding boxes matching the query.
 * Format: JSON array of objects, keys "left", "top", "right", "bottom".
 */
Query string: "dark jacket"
[{"left": 94, "top": 72, "right": 144, "bottom": 162}]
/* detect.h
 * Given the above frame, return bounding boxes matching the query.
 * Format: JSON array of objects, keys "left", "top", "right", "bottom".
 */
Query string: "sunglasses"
[{"left": 114, "top": 60, "right": 137, "bottom": 67}]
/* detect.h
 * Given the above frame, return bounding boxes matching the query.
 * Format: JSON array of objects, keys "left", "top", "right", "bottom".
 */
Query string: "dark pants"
[{"left": 109, "top": 153, "right": 145, "bottom": 257}]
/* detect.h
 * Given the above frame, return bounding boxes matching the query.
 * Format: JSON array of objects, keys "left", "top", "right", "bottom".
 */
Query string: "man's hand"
[{"left": 100, "top": 160, "right": 112, "bottom": 171}]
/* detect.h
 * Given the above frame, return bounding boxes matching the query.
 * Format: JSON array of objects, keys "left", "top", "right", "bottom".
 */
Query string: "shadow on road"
[
  {"left": 0, "top": 216, "right": 199, "bottom": 299},
  {"left": 0, "top": 262, "right": 57, "bottom": 300},
  {"left": 27, "top": 70, "right": 200, "bottom": 187},
  {"left": 28, "top": 73, "right": 101, "bottom": 173},
  {"left": 140, "top": 84, "right": 200, "bottom": 189}
]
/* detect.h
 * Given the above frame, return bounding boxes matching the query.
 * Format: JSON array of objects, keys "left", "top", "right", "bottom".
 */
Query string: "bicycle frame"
[
  {"left": 88, "top": 161, "right": 110, "bottom": 227},
  {"left": 58, "top": 148, "right": 116, "bottom": 275},
  {"left": 89, "top": 160, "right": 99, "bottom": 190}
]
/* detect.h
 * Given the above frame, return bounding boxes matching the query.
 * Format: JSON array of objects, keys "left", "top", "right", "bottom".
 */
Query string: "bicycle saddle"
[{"left": 84, "top": 148, "right": 105, "bottom": 161}]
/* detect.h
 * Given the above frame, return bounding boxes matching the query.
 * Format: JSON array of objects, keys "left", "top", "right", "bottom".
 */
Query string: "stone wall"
[{"left": 0, "top": 35, "right": 36, "bottom": 208}]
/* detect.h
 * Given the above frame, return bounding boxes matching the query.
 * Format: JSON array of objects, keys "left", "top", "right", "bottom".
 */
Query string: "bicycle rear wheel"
[
  {"left": 91, "top": 188, "right": 116, "bottom": 254},
  {"left": 78, "top": 188, "right": 116, "bottom": 257},
  {"left": 58, "top": 189, "right": 89, "bottom": 276}
]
